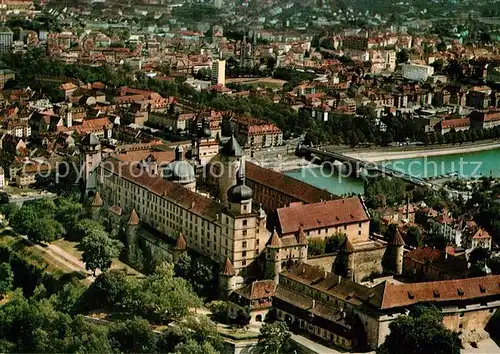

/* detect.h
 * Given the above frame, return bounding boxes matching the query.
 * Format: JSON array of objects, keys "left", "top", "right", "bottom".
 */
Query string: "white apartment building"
[{"left": 401, "top": 63, "right": 434, "bottom": 81}]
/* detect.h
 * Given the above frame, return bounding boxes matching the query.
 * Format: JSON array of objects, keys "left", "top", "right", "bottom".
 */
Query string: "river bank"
[{"left": 343, "top": 142, "right": 500, "bottom": 162}]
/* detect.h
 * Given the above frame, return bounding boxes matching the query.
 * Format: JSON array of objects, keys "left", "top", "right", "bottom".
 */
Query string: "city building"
[
  {"left": 471, "top": 228, "right": 492, "bottom": 251},
  {"left": 401, "top": 63, "right": 434, "bottom": 81},
  {"left": 211, "top": 57, "right": 226, "bottom": 86},
  {"left": 0, "top": 27, "right": 13, "bottom": 52},
  {"left": 275, "top": 197, "right": 370, "bottom": 243}
]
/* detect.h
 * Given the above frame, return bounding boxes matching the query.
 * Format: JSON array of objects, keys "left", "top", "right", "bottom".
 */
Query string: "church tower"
[
  {"left": 219, "top": 134, "right": 243, "bottom": 205},
  {"left": 227, "top": 158, "right": 253, "bottom": 215}
]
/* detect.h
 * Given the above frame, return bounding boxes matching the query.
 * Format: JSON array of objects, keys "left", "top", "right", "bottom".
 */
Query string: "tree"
[
  {"left": 406, "top": 226, "right": 423, "bottom": 247},
  {"left": 0, "top": 203, "right": 18, "bottom": 221},
  {"left": 135, "top": 263, "right": 203, "bottom": 321},
  {"left": 0, "top": 263, "right": 13, "bottom": 296},
  {"left": 54, "top": 198, "right": 83, "bottom": 235},
  {"left": 27, "top": 218, "right": 64, "bottom": 243},
  {"left": 108, "top": 317, "right": 158, "bottom": 353},
  {"left": 80, "top": 230, "right": 123, "bottom": 276},
  {"left": 73, "top": 219, "right": 105, "bottom": 241},
  {"left": 172, "top": 339, "right": 218, "bottom": 354},
  {"left": 378, "top": 305, "right": 462, "bottom": 354},
  {"left": 258, "top": 321, "right": 291, "bottom": 354},
  {"left": 234, "top": 308, "right": 251, "bottom": 328},
  {"left": 396, "top": 49, "right": 409, "bottom": 65}
]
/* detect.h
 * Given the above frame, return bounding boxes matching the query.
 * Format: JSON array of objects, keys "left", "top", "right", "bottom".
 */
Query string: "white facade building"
[{"left": 401, "top": 63, "right": 434, "bottom": 81}]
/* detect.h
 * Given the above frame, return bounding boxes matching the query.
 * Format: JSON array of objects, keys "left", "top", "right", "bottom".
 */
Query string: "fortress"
[{"left": 82, "top": 125, "right": 500, "bottom": 350}]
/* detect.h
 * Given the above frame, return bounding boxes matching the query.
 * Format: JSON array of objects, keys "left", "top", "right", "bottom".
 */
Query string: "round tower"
[
  {"left": 173, "top": 233, "right": 187, "bottom": 262},
  {"left": 219, "top": 257, "right": 236, "bottom": 299},
  {"left": 126, "top": 209, "right": 140, "bottom": 265},
  {"left": 90, "top": 191, "right": 103, "bottom": 220},
  {"left": 336, "top": 237, "right": 355, "bottom": 280},
  {"left": 265, "top": 229, "right": 282, "bottom": 283},
  {"left": 389, "top": 229, "right": 405, "bottom": 275},
  {"left": 126, "top": 209, "right": 139, "bottom": 243}
]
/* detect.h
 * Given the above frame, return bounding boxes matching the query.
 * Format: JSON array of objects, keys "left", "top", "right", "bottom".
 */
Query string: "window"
[
  {"left": 358, "top": 231, "right": 361, "bottom": 235},
  {"left": 243, "top": 230, "right": 247, "bottom": 236},
  {"left": 344, "top": 225, "right": 347, "bottom": 230},
  {"left": 242, "top": 220, "right": 247, "bottom": 226},
  {"left": 242, "top": 251, "right": 247, "bottom": 257},
  {"left": 242, "top": 241, "right": 247, "bottom": 248},
  {"left": 242, "top": 260, "right": 247, "bottom": 266}
]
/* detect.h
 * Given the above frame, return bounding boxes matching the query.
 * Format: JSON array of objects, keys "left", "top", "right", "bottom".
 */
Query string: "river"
[{"left": 285, "top": 147, "right": 500, "bottom": 196}]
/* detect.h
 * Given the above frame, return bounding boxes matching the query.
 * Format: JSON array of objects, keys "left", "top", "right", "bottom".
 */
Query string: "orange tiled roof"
[
  {"left": 371, "top": 275, "right": 500, "bottom": 309},
  {"left": 246, "top": 161, "right": 336, "bottom": 205},
  {"left": 277, "top": 197, "right": 368, "bottom": 235},
  {"left": 101, "top": 157, "right": 224, "bottom": 221}
]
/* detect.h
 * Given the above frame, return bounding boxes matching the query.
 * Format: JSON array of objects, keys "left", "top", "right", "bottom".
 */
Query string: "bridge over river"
[{"left": 296, "top": 145, "right": 431, "bottom": 187}]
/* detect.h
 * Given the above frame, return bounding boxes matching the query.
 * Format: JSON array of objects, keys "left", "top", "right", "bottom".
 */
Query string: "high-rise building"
[
  {"left": 211, "top": 58, "right": 226, "bottom": 86},
  {"left": 0, "top": 28, "right": 13, "bottom": 52}
]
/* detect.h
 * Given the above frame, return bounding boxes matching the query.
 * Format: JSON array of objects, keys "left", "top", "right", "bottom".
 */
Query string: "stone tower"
[
  {"left": 81, "top": 133, "right": 102, "bottom": 198},
  {"left": 389, "top": 229, "right": 404, "bottom": 275},
  {"left": 126, "top": 209, "right": 140, "bottom": 265},
  {"left": 335, "top": 237, "right": 355, "bottom": 280},
  {"left": 219, "top": 257, "right": 236, "bottom": 299},
  {"left": 265, "top": 229, "right": 282, "bottom": 283},
  {"left": 126, "top": 209, "right": 139, "bottom": 244},
  {"left": 173, "top": 233, "right": 187, "bottom": 262},
  {"left": 90, "top": 191, "right": 103, "bottom": 220},
  {"left": 219, "top": 134, "right": 243, "bottom": 205},
  {"left": 296, "top": 226, "right": 308, "bottom": 263}
]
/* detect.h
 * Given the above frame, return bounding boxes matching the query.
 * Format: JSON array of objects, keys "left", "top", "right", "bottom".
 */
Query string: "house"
[
  {"left": 228, "top": 279, "right": 276, "bottom": 325},
  {"left": 58, "top": 82, "right": 78, "bottom": 99},
  {"left": 275, "top": 197, "right": 370, "bottom": 244},
  {"left": 403, "top": 246, "right": 468, "bottom": 281},
  {"left": 435, "top": 118, "right": 470, "bottom": 135},
  {"left": 430, "top": 212, "right": 462, "bottom": 247},
  {"left": 470, "top": 110, "right": 500, "bottom": 130},
  {"left": 471, "top": 228, "right": 492, "bottom": 251}
]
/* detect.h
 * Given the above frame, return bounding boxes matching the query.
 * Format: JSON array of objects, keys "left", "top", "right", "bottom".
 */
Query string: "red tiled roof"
[
  {"left": 221, "top": 257, "right": 236, "bottom": 276},
  {"left": 389, "top": 229, "right": 405, "bottom": 246},
  {"left": 473, "top": 228, "right": 491, "bottom": 239},
  {"left": 268, "top": 229, "right": 281, "bottom": 247},
  {"left": 128, "top": 209, "right": 139, "bottom": 225},
  {"left": 101, "top": 157, "right": 225, "bottom": 221},
  {"left": 440, "top": 118, "right": 470, "bottom": 129},
  {"left": 109, "top": 205, "right": 123, "bottom": 216},
  {"left": 246, "top": 161, "right": 336, "bottom": 205},
  {"left": 91, "top": 191, "right": 103, "bottom": 206},
  {"left": 372, "top": 275, "right": 500, "bottom": 309},
  {"left": 235, "top": 280, "right": 276, "bottom": 300},
  {"left": 175, "top": 233, "right": 187, "bottom": 250},
  {"left": 277, "top": 197, "right": 368, "bottom": 235}
]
